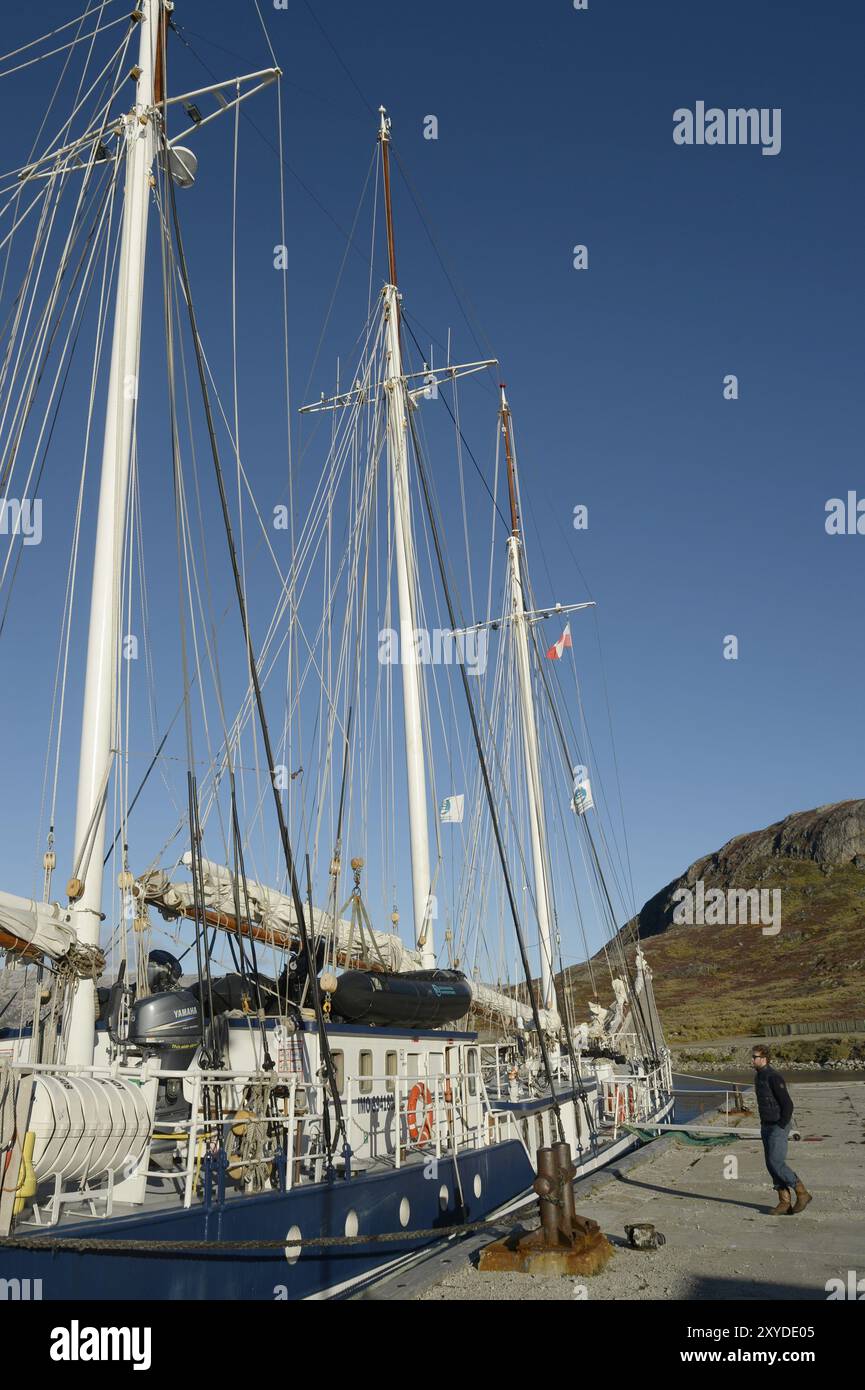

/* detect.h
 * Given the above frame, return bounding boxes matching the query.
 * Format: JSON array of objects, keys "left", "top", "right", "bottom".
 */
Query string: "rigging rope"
[
  {"left": 0, "top": 0, "right": 125, "bottom": 70},
  {"left": 0, "top": 12, "right": 130, "bottom": 82}
]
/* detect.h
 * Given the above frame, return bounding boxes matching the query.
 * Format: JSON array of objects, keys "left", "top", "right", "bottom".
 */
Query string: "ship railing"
[
  {"left": 478, "top": 1042, "right": 574, "bottom": 1102},
  {"left": 5, "top": 1059, "right": 321, "bottom": 1216},
  {"left": 670, "top": 1086, "right": 751, "bottom": 1117},
  {"left": 121, "top": 1070, "right": 313, "bottom": 1205},
  {"left": 4, "top": 1059, "right": 300, "bottom": 1221},
  {"left": 338, "top": 1065, "right": 521, "bottom": 1172},
  {"left": 145, "top": 1065, "right": 518, "bottom": 1200},
  {"left": 601, "top": 1059, "right": 672, "bottom": 1138},
  {"left": 181, "top": 1058, "right": 523, "bottom": 1195},
  {"left": 611, "top": 1031, "right": 641, "bottom": 1061},
  {"left": 6, "top": 1058, "right": 527, "bottom": 1217}
]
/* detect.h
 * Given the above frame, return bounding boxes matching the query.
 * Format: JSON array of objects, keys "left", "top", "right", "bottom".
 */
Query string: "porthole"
[{"left": 284, "top": 1225, "right": 302, "bottom": 1265}]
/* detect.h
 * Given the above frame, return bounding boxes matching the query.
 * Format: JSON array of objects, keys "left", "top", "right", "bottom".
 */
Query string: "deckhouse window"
[
  {"left": 466, "top": 1047, "right": 478, "bottom": 1097},
  {"left": 385, "top": 1051, "right": 397, "bottom": 1093},
  {"left": 331, "top": 1050, "right": 344, "bottom": 1095},
  {"left": 359, "top": 1050, "right": 373, "bottom": 1094}
]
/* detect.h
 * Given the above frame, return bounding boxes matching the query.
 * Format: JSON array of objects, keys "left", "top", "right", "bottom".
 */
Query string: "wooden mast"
[
  {"left": 153, "top": 0, "right": 166, "bottom": 109},
  {"left": 500, "top": 384, "right": 521, "bottom": 537},
  {"left": 379, "top": 105, "right": 398, "bottom": 289}
]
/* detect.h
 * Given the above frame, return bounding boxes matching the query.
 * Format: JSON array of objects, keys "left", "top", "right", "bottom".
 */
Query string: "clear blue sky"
[{"left": 0, "top": 0, "right": 862, "bottom": 972}]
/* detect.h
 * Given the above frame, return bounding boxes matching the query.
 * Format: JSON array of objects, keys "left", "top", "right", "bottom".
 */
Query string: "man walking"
[{"left": 752, "top": 1045, "right": 812, "bottom": 1215}]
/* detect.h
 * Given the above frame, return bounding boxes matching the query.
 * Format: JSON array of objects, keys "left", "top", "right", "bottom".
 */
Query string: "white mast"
[
  {"left": 378, "top": 107, "right": 434, "bottom": 967},
  {"left": 501, "top": 387, "right": 555, "bottom": 1011},
  {"left": 65, "top": 0, "right": 161, "bottom": 1065}
]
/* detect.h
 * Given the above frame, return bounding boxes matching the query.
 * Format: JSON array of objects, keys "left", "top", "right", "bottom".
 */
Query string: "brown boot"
[
  {"left": 790, "top": 1181, "right": 812, "bottom": 1215},
  {"left": 768, "top": 1188, "right": 792, "bottom": 1215}
]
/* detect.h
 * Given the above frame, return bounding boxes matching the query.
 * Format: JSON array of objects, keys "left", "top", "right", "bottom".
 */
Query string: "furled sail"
[
  {"left": 139, "top": 855, "right": 419, "bottom": 973},
  {"left": 0, "top": 890, "right": 76, "bottom": 961}
]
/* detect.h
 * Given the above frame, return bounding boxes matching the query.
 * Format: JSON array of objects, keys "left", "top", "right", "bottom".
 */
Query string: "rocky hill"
[{"left": 561, "top": 800, "right": 865, "bottom": 1042}]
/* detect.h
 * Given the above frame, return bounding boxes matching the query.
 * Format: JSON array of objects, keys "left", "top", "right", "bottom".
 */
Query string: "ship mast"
[
  {"left": 65, "top": 0, "right": 161, "bottom": 1065},
  {"left": 501, "top": 386, "right": 555, "bottom": 1011},
  {"left": 378, "top": 107, "right": 435, "bottom": 967}
]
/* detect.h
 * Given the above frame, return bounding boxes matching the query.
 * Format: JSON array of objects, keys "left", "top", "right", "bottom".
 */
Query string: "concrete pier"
[{"left": 360, "top": 1082, "right": 865, "bottom": 1301}]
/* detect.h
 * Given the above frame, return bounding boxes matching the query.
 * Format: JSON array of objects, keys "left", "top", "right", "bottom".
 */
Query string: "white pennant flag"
[
  {"left": 570, "top": 765, "right": 593, "bottom": 815},
  {"left": 440, "top": 794, "right": 464, "bottom": 823}
]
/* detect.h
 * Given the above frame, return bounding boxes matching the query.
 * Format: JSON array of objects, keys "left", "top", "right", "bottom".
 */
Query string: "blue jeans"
[{"left": 761, "top": 1122, "right": 799, "bottom": 1190}]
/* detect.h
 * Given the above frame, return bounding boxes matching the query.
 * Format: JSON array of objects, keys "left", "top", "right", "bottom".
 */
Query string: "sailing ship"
[{"left": 0, "top": 0, "right": 672, "bottom": 1300}]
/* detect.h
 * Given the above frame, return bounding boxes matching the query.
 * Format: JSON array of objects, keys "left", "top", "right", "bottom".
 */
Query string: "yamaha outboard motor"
[
  {"left": 126, "top": 989, "right": 201, "bottom": 1056},
  {"left": 125, "top": 981, "right": 202, "bottom": 1125}
]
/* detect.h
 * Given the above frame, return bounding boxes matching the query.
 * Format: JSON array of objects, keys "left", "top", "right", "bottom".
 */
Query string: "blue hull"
[{"left": 4, "top": 1141, "right": 534, "bottom": 1301}]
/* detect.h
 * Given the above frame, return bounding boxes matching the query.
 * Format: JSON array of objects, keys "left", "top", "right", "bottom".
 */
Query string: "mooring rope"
[{"left": 0, "top": 1215, "right": 515, "bottom": 1255}]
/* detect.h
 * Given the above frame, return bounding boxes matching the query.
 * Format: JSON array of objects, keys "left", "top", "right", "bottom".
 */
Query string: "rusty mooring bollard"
[
  {"left": 532, "top": 1146, "right": 562, "bottom": 1247},
  {"left": 553, "top": 1140, "right": 578, "bottom": 1240},
  {"left": 480, "top": 1138, "right": 615, "bottom": 1275},
  {"left": 534, "top": 1142, "right": 591, "bottom": 1247}
]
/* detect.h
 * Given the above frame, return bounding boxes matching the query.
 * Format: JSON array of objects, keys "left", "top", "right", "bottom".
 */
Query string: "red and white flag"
[{"left": 545, "top": 622, "right": 572, "bottom": 660}]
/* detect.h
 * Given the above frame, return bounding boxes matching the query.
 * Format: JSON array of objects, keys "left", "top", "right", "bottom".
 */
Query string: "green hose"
[{"left": 624, "top": 1124, "right": 739, "bottom": 1146}]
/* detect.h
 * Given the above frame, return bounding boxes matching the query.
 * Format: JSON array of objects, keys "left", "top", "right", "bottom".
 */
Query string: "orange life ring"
[
  {"left": 614, "top": 1086, "right": 636, "bottom": 1122},
  {"left": 443, "top": 1076, "right": 453, "bottom": 1105},
  {"left": 407, "top": 1083, "right": 434, "bottom": 1143}
]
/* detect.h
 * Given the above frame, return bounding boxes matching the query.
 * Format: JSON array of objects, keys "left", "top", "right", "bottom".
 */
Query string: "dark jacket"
[{"left": 755, "top": 1064, "right": 794, "bottom": 1126}]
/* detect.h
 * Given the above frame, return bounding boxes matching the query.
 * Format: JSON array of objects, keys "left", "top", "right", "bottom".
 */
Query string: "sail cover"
[{"left": 0, "top": 890, "right": 76, "bottom": 959}]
